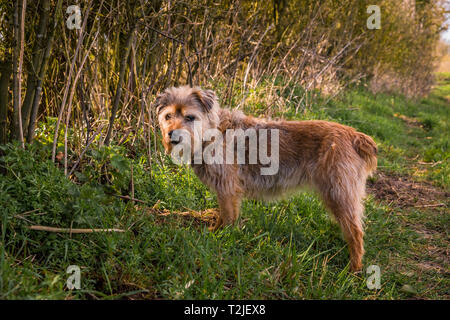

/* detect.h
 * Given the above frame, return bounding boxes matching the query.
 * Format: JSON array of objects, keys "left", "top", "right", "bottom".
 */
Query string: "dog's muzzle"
[{"left": 168, "top": 130, "right": 180, "bottom": 145}]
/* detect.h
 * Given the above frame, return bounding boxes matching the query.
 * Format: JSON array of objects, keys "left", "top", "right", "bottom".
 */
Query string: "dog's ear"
[
  {"left": 192, "top": 89, "right": 218, "bottom": 113},
  {"left": 154, "top": 92, "right": 166, "bottom": 115}
]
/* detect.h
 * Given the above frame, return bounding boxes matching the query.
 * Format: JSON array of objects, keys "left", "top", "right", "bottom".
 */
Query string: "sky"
[
  {"left": 441, "top": 28, "right": 450, "bottom": 44},
  {"left": 442, "top": 29, "right": 450, "bottom": 43},
  {"left": 442, "top": 12, "right": 450, "bottom": 43}
]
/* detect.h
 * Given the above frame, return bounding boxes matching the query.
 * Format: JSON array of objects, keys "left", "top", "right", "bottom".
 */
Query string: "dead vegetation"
[{"left": 142, "top": 202, "right": 218, "bottom": 229}]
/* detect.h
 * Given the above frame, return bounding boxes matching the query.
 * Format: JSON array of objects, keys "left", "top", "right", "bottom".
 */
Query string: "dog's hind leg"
[
  {"left": 314, "top": 161, "right": 366, "bottom": 272},
  {"left": 314, "top": 137, "right": 368, "bottom": 271},
  {"left": 320, "top": 183, "right": 366, "bottom": 272},
  {"left": 335, "top": 205, "right": 365, "bottom": 272}
]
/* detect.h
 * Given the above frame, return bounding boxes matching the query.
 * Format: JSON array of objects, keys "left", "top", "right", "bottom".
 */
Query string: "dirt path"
[
  {"left": 367, "top": 171, "right": 449, "bottom": 209},
  {"left": 367, "top": 171, "right": 449, "bottom": 298}
]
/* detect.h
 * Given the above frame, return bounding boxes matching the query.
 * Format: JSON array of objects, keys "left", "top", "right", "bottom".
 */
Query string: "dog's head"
[{"left": 154, "top": 86, "right": 220, "bottom": 154}]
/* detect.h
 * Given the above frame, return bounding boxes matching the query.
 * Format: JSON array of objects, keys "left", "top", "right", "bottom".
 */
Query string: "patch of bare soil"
[{"left": 367, "top": 171, "right": 449, "bottom": 209}]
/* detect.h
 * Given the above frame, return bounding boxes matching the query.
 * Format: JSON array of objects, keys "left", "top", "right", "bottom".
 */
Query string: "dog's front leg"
[{"left": 210, "top": 193, "right": 242, "bottom": 231}]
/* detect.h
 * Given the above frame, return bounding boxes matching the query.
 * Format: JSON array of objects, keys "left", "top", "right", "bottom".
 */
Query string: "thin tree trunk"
[
  {"left": 12, "top": 1, "right": 19, "bottom": 141},
  {"left": 104, "top": 24, "right": 136, "bottom": 146},
  {"left": 77, "top": 69, "right": 91, "bottom": 146},
  {"left": 12, "top": 0, "right": 26, "bottom": 147},
  {"left": 21, "top": 0, "right": 50, "bottom": 139},
  {"left": 0, "top": 60, "right": 12, "bottom": 145}
]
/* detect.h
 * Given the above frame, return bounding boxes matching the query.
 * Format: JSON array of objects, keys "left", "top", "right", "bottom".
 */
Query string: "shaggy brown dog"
[{"left": 155, "top": 86, "right": 377, "bottom": 271}]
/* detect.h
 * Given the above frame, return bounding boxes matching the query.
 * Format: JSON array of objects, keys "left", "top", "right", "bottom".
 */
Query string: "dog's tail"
[{"left": 353, "top": 132, "right": 377, "bottom": 174}]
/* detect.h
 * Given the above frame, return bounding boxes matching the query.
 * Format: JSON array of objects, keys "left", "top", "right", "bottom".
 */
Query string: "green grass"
[{"left": 0, "top": 74, "right": 448, "bottom": 299}]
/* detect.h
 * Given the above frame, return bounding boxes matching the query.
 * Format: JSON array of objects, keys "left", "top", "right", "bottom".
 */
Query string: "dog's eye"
[
  {"left": 185, "top": 115, "right": 196, "bottom": 122},
  {"left": 165, "top": 114, "right": 172, "bottom": 121}
]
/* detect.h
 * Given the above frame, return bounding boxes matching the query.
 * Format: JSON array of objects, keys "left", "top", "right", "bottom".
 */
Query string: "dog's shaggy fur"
[{"left": 155, "top": 86, "right": 377, "bottom": 271}]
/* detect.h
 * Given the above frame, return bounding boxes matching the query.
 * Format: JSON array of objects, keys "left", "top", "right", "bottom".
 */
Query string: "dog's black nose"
[{"left": 168, "top": 130, "right": 180, "bottom": 145}]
